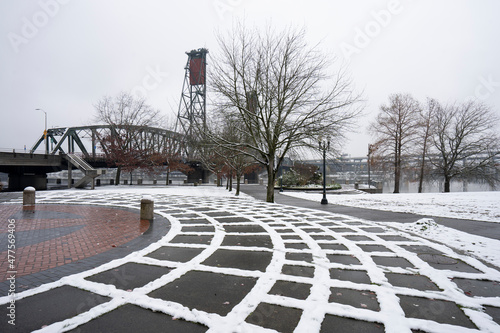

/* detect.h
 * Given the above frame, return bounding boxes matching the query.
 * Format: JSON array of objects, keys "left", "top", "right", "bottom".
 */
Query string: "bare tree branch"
[
  {"left": 430, "top": 100, "right": 500, "bottom": 192},
  {"left": 208, "top": 23, "right": 362, "bottom": 202},
  {"left": 369, "top": 93, "right": 421, "bottom": 193}
]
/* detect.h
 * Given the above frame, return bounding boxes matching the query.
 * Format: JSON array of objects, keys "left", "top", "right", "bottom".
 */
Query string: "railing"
[
  {"left": 66, "top": 154, "right": 95, "bottom": 172},
  {"left": 0, "top": 148, "right": 46, "bottom": 154}
]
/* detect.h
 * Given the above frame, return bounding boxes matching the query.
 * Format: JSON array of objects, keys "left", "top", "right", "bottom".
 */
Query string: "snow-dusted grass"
[{"left": 282, "top": 191, "right": 500, "bottom": 223}]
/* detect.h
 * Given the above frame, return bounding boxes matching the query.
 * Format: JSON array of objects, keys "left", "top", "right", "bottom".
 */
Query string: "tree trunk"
[
  {"left": 418, "top": 121, "right": 430, "bottom": 194},
  {"left": 166, "top": 168, "right": 170, "bottom": 185},
  {"left": 444, "top": 175, "right": 451, "bottom": 192},
  {"left": 229, "top": 171, "right": 233, "bottom": 192},
  {"left": 235, "top": 171, "right": 241, "bottom": 196},
  {"left": 393, "top": 170, "right": 400, "bottom": 193},
  {"left": 393, "top": 155, "right": 400, "bottom": 193},
  {"left": 266, "top": 164, "right": 275, "bottom": 203},
  {"left": 115, "top": 166, "right": 121, "bottom": 185},
  {"left": 393, "top": 136, "right": 402, "bottom": 193},
  {"left": 418, "top": 156, "right": 425, "bottom": 193}
]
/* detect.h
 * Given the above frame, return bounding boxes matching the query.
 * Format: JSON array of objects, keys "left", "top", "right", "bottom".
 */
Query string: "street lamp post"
[
  {"left": 279, "top": 164, "right": 283, "bottom": 193},
  {"left": 367, "top": 143, "right": 377, "bottom": 191},
  {"left": 36, "top": 108, "right": 48, "bottom": 154},
  {"left": 319, "top": 139, "right": 330, "bottom": 205},
  {"left": 367, "top": 144, "right": 372, "bottom": 189}
]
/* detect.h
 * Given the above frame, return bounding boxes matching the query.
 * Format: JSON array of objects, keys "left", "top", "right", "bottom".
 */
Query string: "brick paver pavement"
[
  {"left": 0, "top": 194, "right": 170, "bottom": 295},
  {"left": 0, "top": 188, "right": 499, "bottom": 332},
  {"left": 0, "top": 205, "right": 149, "bottom": 281}
]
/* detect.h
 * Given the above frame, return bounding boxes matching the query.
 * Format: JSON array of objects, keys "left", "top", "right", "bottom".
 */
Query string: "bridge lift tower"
[{"left": 176, "top": 48, "right": 208, "bottom": 151}]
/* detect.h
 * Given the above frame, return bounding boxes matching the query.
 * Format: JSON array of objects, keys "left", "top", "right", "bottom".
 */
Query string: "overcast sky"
[{"left": 1, "top": 0, "right": 499, "bottom": 157}]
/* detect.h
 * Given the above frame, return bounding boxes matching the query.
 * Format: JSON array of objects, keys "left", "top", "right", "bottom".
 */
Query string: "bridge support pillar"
[
  {"left": 187, "top": 162, "right": 210, "bottom": 184},
  {"left": 8, "top": 173, "right": 47, "bottom": 191}
]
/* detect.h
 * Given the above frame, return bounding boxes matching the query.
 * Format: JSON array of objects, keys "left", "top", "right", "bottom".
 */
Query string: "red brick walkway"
[{"left": 0, "top": 204, "right": 149, "bottom": 282}]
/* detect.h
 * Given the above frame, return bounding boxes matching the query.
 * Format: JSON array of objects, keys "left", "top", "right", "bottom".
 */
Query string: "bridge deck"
[{"left": 0, "top": 152, "right": 64, "bottom": 174}]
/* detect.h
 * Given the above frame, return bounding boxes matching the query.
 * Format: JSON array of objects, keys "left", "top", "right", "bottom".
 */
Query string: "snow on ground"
[
  {"left": 282, "top": 191, "right": 500, "bottom": 223},
  {"left": 35, "top": 186, "right": 500, "bottom": 267},
  {"left": 383, "top": 219, "right": 500, "bottom": 268},
  {"left": 282, "top": 190, "right": 500, "bottom": 268},
  {"left": 2, "top": 186, "right": 500, "bottom": 332},
  {"left": 60, "top": 185, "right": 256, "bottom": 199}
]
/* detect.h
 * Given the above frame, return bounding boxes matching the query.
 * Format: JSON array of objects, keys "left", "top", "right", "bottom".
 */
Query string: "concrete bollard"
[
  {"left": 140, "top": 196, "right": 154, "bottom": 220},
  {"left": 23, "top": 186, "right": 36, "bottom": 205}
]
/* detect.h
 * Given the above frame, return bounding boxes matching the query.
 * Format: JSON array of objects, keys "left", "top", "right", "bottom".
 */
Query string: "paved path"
[
  {"left": 0, "top": 188, "right": 499, "bottom": 332},
  {"left": 239, "top": 185, "right": 500, "bottom": 241},
  {"left": 0, "top": 201, "right": 170, "bottom": 295}
]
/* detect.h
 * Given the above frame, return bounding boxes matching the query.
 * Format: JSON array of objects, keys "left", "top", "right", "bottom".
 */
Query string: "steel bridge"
[
  {"left": 1, "top": 48, "right": 212, "bottom": 191},
  {"left": 0, "top": 125, "right": 203, "bottom": 191},
  {"left": 30, "top": 125, "right": 182, "bottom": 158}
]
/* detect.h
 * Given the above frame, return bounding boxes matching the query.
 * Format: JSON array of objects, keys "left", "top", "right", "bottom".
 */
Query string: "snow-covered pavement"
[
  {"left": 1, "top": 187, "right": 500, "bottom": 332},
  {"left": 282, "top": 191, "right": 500, "bottom": 223},
  {"left": 282, "top": 190, "right": 500, "bottom": 271}
]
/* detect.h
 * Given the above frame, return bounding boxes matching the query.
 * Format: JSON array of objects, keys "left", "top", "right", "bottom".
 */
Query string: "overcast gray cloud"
[{"left": 1, "top": 0, "right": 499, "bottom": 156}]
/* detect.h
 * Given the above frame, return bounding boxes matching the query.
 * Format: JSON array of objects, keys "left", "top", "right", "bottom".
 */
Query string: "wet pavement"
[
  {"left": 0, "top": 187, "right": 499, "bottom": 332},
  {"left": 0, "top": 203, "right": 170, "bottom": 296}
]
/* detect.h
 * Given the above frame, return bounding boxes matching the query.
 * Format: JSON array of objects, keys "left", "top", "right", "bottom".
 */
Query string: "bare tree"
[
  {"left": 94, "top": 92, "right": 163, "bottom": 184},
  {"left": 210, "top": 24, "right": 362, "bottom": 202},
  {"left": 193, "top": 117, "right": 228, "bottom": 188},
  {"left": 220, "top": 119, "right": 258, "bottom": 196},
  {"left": 196, "top": 141, "right": 227, "bottom": 187},
  {"left": 156, "top": 134, "right": 193, "bottom": 185},
  {"left": 370, "top": 93, "right": 420, "bottom": 193},
  {"left": 94, "top": 92, "right": 162, "bottom": 128},
  {"left": 196, "top": 114, "right": 257, "bottom": 194},
  {"left": 416, "top": 98, "right": 438, "bottom": 193},
  {"left": 430, "top": 100, "right": 500, "bottom": 192}
]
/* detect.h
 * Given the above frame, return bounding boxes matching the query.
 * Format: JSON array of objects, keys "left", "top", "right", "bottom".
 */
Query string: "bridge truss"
[{"left": 30, "top": 125, "right": 184, "bottom": 160}]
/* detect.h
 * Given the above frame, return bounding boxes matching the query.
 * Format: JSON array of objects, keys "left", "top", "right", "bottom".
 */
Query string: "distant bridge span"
[
  {"left": 1, "top": 125, "right": 210, "bottom": 191},
  {"left": 30, "top": 125, "right": 183, "bottom": 158}
]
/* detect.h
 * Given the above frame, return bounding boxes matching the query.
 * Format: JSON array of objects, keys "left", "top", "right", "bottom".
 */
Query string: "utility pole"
[{"left": 367, "top": 144, "right": 372, "bottom": 189}]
